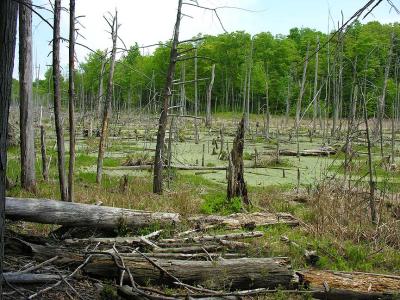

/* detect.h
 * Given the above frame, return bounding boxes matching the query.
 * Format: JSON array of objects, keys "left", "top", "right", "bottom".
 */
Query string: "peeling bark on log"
[
  {"left": 5, "top": 197, "right": 180, "bottom": 228},
  {"left": 298, "top": 269, "right": 400, "bottom": 299},
  {"left": 84, "top": 257, "right": 293, "bottom": 290}
]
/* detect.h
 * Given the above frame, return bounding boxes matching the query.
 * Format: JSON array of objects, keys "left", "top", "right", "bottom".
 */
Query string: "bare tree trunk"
[
  {"left": 40, "top": 125, "right": 48, "bottom": 181},
  {"left": 0, "top": 0, "right": 18, "bottom": 293},
  {"left": 285, "top": 78, "right": 291, "bottom": 128},
  {"left": 362, "top": 88, "right": 377, "bottom": 224},
  {"left": 312, "top": 36, "right": 319, "bottom": 133},
  {"left": 68, "top": 0, "right": 76, "bottom": 202},
  {"left": 296, "top": 44, "right": 309, "bottom": 157},
  {"left": 96, "top": 11, "right": 118, "bottom": 184},
  {"left": 19, "top": 0, "right": 36, "bottom": 191},
  {"left": 265, "top": 81, "right": 270, "bottom": 140},
  {"left": 194, "top": 48, "right": 199, "bottom": 144},
  {"left": 153, "top": 0, "right": 182, "bottom": 194},
  {"left": 53, "top": 0, "right": 68, "bottom": 201},
  {"left": 205, "top": 64, "right": 216, "bottom": 128},
  {"left": 378, "top": 33, "right": 394, "bottom": 158},
  {"left": 97, "top": 51, "right": 107, "bottom": 123}
]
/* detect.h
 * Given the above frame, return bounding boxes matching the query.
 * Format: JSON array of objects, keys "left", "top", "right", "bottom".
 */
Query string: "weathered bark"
[
  {"left": 264, "top": 81, "right": 270, "bottom": 139},
  {"left": 189, "top": 212, "right": 299, "bottom": 229},
  {"left": 97, "top": 50, "right": 107, "bottom": 122},
  {"left": 227, "top": 116, "right": 249, "bottom": 205},
  {"left": 5, "top": 197, "right": 180, "bottom": 228},
  {"left": 159, "top": 231, "right": 263, "bottom": 244},
  {"left": 0, "top": 0, "right": 18, "bottom": 294},
  {"left": 3, "top": 273, "right": 60, "bottom": 284},
  {"left": 68, "top": 0, "right": 76, "bottom": 202},
  {"left": 19, "top": 0, "right": 36, "bottom": 191},
  {"left": 53, "top": 0, "right": 68, "bottom": 201},
  {"left": 97, "top": 12, "right": 118, "bottom": 184},
  {"left": 84, "top": 257, "right": 293, "bottom": 290},
  {"left": 153, "top": 0, "right": 182, "bottom": 194},
  {"left": 298, "top": 269, "right": 400, "bottom": 300},
  {"left": 205, "top": 64, "right": 216, "bottom": 128}
]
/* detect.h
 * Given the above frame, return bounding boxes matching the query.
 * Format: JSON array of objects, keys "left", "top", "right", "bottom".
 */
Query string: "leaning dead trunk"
[
  {"left": 53, "top": 0, "right": 68, "bottom": 201},
  {"left": 84, "top": 257, "right": 292, "bottom": 290},
  {"left": 227, "top": 115, "right": 249, "bottom": 205},
  {"left": 96, "top": 11, "right": 118, "bottom": 184},
  {"left": 19, "top": 0, "right": 36, "bottom": 191},
  {"left": 153, "top": 0, "right": 182, "bottom": 194},
  {"left": 5, "top": 197, "right": 180, "bottom": 228},
  {"left": 205, "top": 64, "right": 216, "bottom": 128}
]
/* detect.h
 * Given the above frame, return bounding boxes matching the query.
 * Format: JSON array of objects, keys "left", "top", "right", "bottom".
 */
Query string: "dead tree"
[
  {"left": 205, "top": 64, "right": 216, "bottom": 128},
  {"left": 0, "top": 0, "right": 18, "bottom": 294},
  {"left": 19, "top": 0, "right": 36, "bottom": 191},
  {"left": 312, "top": 36, "right": 319, "bottom": 133},
  {"left": 97, "top": 50, "right": 107, "bottom": 123},
  {"left": 68, "top": 0, "right": 76, "bottom": 202},
  {"left": 227, "top": 115, "right": 250, "bottom": 205},
  {"left": 377, "top": 33, "right": 394, "bottom": 158},
  {"left": 296, "top": 44, "right": 309, "bottom": 157},
  {"left": 96, "top": 11, "right": 118, "bottom": 184},
  {"left": 153, "top": 0, "right": 182, "bottom": 194},
  {"left": 194, "top": 48, "right": 199, "bottom": 144},
  {"left": 53, "top": 0, "right": 68, "bottom": 201}
]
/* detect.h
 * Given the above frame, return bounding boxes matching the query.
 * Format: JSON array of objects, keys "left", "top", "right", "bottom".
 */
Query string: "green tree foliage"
[{"left": 21, "top": 21, "right": 400, "bottom": 118}]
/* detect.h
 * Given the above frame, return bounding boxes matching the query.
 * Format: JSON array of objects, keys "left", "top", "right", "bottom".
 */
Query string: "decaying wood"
[
  {"left": 5, "top": 197, "right": 180, "bottom": 228},
  {"left": 189, "top": 212, "right": 299, "bottom": 229},
  {"left": 84, "top": 256, "right": 293, "bottom": 290},
  {"left": 160, "top": 231, "right": 263, "bottom": 244},
  {"left": 298, "top": 269, "right": 400, "bottom": 299},
  {"left": 153, "top": 244, "right": 222, "bottom": 254},
  {"left": 227, "top": 115, "right": 249, "bottom": 205},
  {"left": 279, "top": 147, "right": 336, "bottom": 157},
  {"left": 3, "top": 273, "right": 61, "bottom": 284}
]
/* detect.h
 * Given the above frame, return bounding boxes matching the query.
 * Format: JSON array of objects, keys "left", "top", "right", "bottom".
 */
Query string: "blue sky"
[{"left": 14, "top": 0, "right": 400, "bottom": 79}]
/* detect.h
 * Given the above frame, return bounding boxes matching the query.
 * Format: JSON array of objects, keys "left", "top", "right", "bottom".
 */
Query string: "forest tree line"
[{"left": 12, "top": 20, "right": 400, "bottom": 120}]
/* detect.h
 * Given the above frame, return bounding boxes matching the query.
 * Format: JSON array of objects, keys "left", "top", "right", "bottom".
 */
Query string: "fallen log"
[
  {"left": 298, "top": 269, "right": 400, "bottom": 299},
  {"left": 279, "top": 147, "right": 336, "bottom": 157},
  {"left": 189, "top": 212, "right": 299, "bottom": 229},
  {"left": 84, "top": 257, "right": 293, "bottom": 290},
  {"left": 6, "top": 197, "right": 180, "bottom": 229},
  {"left": 3, "top": 273, "right": 61, "bottom": 284},
  {"left": 160, "top": 231, "right": 263, "bottom": 244}
]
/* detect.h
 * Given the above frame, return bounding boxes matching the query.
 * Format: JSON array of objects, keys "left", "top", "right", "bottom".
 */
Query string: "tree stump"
[{"left": 227, "top": 115, "right": 250, "bottom": 205}]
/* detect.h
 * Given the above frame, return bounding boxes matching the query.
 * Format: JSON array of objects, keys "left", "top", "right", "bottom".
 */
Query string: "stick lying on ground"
[{"left": 5, "top": 197, "right": 180, "bottom": 229}]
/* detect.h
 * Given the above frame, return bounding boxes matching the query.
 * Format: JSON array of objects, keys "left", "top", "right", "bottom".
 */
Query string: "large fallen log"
[
  {"left": 298, "top": 269, "right": 400, "bottom": 299},
  {"left": 279, "top": 147, "right": 336, "bottom": 157},
  {"left": 160, "top": 231, "right": 264, "bottom": 244},
  {"left": 3, "top": 273, "right": 61, "bottom": 284},
  {"left": 84, "top": 256, "right": 293, "bottom": 290},
  {"left": 5, "top": 197, "right": 180, "bottom": 229},
  {"left": 189, "top": 212, "right": 299, "bottom": 229}
]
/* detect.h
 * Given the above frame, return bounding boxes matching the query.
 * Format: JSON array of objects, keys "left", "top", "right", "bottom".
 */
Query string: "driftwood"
[
  {"left": 298, "top": 269, "right": 400, "bottom": 299},
  {"left": 5, "top": 197, "right": 180, "bottom": 228},
  {"left": 189, "top": 212, "right": 299, "bottom": 229},
  {"left": 84, "top": 256, "right": 293, "bottom": 290}
]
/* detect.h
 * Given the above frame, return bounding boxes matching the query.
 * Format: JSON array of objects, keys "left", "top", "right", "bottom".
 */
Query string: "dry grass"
[{"left": 306, "top": 179, "right": 400, "bottom": 249}]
